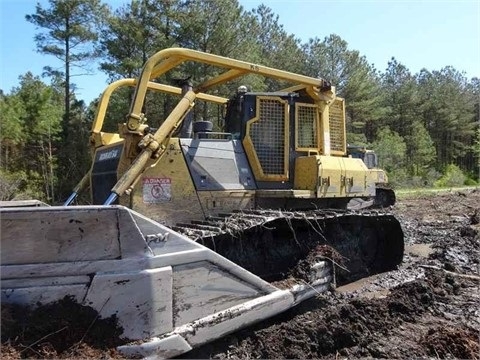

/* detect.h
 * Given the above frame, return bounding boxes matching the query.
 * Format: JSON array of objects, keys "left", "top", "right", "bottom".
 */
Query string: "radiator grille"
[
  {"left": 250, "top": 98, "right": 287, "bottom": 176},
  {"left": 296, "top": 104, "right": 318, "bottom": 149},
  {"left": 329, "top": 99, "right": 346, "bottom": 153}
]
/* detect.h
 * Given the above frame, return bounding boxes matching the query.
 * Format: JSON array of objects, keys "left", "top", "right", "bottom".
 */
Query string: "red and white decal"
[{"left": 143, "top": 177, "right": 172, "bottom": 203}]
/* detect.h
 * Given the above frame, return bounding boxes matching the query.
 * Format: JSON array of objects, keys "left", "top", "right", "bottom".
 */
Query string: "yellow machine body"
[{"left": 79, "top": 48, "right": 392, "bottom": 215}]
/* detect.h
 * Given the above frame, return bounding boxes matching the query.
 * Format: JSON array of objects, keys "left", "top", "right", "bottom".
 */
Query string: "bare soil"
[
  {"left": 2, "top": 189, "right": 480, "bottom": 359},
  {"left": 1, "top": 297, "right": 126, "bottom": 359}
]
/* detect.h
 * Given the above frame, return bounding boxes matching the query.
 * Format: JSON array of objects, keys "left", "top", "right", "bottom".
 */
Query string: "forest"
[{"left": 1, "top": 0, "right": 479, "bottom": 204}]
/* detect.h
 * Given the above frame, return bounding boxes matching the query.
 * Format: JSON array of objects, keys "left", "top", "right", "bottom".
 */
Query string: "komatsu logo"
[{"left": 98, "top": 149, "right": 120, "bottom": 161}]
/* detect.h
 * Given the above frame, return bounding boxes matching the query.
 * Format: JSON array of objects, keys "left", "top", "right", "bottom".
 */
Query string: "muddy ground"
[{"left": 2, "top": 189, "right": 480, "bottom": 359}]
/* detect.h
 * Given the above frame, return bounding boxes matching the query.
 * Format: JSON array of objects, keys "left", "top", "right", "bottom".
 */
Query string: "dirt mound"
[
  {"left": 180, "top": 280, "right": 437, "bottom": 359},
  {"left": 421, "top": 326, "right": 480, "bottom": 359},
  {"left": 1, "top": 296, "right": 126, "bottom": 359}
]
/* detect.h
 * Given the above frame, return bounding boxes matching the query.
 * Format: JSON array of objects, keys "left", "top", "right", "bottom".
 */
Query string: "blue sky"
[{"left": 1, "top": 0, "right": 479, "bottom": 104}]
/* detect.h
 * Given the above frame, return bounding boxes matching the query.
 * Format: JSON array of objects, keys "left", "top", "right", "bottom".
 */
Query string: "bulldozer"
[
  {"left": 1, "top": 48, "right": 404, "bottom": 359},
  {"left": 346, "top": 144, "right": 396, "bottom": 208}
]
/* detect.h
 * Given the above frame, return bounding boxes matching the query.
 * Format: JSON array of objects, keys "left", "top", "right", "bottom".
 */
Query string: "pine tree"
[
  {"left": 1, "top": 73, "right": 63, "bottom": 201},
  {"left": 417, "top": 67, "right": 477, "bottom": 170},
  {"left": 304, "top": 35, "right": 386, "bottom": 143},
  {"left": 372, "top": 127, "right": 407, "bottom": 185},
  {"left": 380, "top": 58, "right": 419, "bottom": 138},
  {"left": 26, "top": 0, "right": 108, "bottom": 121},
  {"left": 26, "top": 0, "right": 108, "bottom": 200},
  {"left": 407, "top": 121, "right": 436, "bottom": 176}
]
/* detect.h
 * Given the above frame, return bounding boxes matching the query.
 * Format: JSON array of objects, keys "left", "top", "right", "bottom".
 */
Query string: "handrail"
[
  {"left": 91, "top": 78, "right": 228, "bottom": 147},
  {"left": 127, "top": 48, "right": 334, "bottom": 131}
]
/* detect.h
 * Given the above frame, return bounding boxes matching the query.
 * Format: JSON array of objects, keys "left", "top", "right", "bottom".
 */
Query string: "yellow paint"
[
  {"left": 127, "top": 48, "right": 334, "bottom": 135},
  {"left": 81, "top": 48, "right": 387, "bottom": 212},
  {"left": 294, "top": 156, "right": 319, "bottom": 190},
  {"left": 295, "top": 155, "right": 374, "bottom": 198},
  {"left": 368, "top": 168, "right": 389, "bottom": 184},
  {"left": 90, "top": 78, "right": 227, "bottom": 149},
  {"left": 129, "top": 138, "right": 205, "bottom": 226},
  {"left": 197, "top": 191, "right": 255, "bottom": 217}
]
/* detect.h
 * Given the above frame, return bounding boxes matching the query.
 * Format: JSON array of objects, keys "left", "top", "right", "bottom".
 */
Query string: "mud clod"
[
  {"left": 422, "top": 327, "right": 480, "bottom": 359},
  {"left": 288, "top": 244, "right": 342, "bottom": 282}
]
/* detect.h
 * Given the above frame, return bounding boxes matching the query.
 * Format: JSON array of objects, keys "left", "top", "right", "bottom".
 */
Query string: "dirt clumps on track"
[{"left": 2, "top": 189, "right": 480, "bottom": 359}]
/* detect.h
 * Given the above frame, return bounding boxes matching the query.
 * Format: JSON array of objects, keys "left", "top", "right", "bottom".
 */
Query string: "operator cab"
[{"left": 347, "top": 145, "right": 378, "bottom": 169}]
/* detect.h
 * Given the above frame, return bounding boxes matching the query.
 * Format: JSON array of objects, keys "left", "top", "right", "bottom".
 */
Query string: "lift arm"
[{"left": 104, "top": 90, "right": 197, "bottom": 205}]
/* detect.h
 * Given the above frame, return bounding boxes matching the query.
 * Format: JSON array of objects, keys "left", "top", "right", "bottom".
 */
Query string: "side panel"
[
  {"left": 343, "top": 157, "right": 371, "bottom": 195},
  {"left": 294, "top": 155, "right": 373, "bottom": 198},
  {"left": 197, "top": 190, "right": 255, "bottom": 217},
  {"left": 1, "top": 208, "right": 121, "bottom": 265},
  {"left": 317, "top": 156, "right": 345, "bottom": 195},
  {"left": 180, "top": 139, "right": 256, "bottom": 191},
  {"left": 172, "top": 261, "right": 261, "bottom": 327},
  {"left": 2, "top": 284, "right": 89, "bottom": 307},
  {"left": 129, "top": 139, "right": 205, "bottom": 226},
  {"left": 85, "top": 267, "right": 173, "bottom": 339},
  {"left": 368, "top": 168, "right": 388, "bottom": 184},
  {"left": 294, "top": 156, "right": 319, "bottom": 191}
]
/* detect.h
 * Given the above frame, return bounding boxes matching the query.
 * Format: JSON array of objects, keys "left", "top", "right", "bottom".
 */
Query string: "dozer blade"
[{"left": 1, "top": 205, "right": 335, "bottom": 359}]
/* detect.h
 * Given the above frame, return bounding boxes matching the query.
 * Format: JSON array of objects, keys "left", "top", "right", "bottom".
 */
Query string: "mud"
[
  {"left": 180, "top": 189, "right": 480, "bottom": 359},
  {"left": 1, "top": 296, "right": 126, "bottom": 359},
  {"left": 2, "top": 189, "right": 480, "bottom": 359}
]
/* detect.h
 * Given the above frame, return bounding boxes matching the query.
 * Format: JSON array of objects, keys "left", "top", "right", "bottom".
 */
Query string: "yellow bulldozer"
[{"left": 1, "top": 48, "right": 403, "bottom": 359}]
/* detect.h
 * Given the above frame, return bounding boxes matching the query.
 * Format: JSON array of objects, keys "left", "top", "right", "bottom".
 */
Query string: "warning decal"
[{"left": 143, "top": 177, "right": 172, "bottom": 203}]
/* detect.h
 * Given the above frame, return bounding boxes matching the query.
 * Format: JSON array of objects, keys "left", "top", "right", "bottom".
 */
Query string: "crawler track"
[{"left": 174, "top": 209, "right": 404, "bottom": 285}]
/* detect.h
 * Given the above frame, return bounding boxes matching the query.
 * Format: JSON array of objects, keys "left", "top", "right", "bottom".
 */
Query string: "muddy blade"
[{"left": 193, "top": 211, "right": 404, "bottom": 285}]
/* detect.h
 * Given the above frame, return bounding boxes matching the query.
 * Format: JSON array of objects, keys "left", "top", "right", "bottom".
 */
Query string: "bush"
[
  {"left": 0, "top": 170, "right": 23, "bottom": 201},
  {"left": 387, "top": 168, "right": 409, "bottom": 188},
  {"left": 464, "top": 178, "right": 478, "bottom": 186},
  {"left": 434, "top": 164, "right": 466, "bottom": 188},
  {"left": 423, "top": 168, "right": 442, "bottom": 187},
  {"left": 397, "top": 169, "right": 441, "bottom": 188},
  {"left": 0, "top": 170, "right": 45, "bottom": 201}
]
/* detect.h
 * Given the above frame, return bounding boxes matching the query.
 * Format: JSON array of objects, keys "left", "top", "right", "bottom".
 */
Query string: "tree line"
[{"left": 1, "top": 0, "right": 479, "bottom": 202}]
